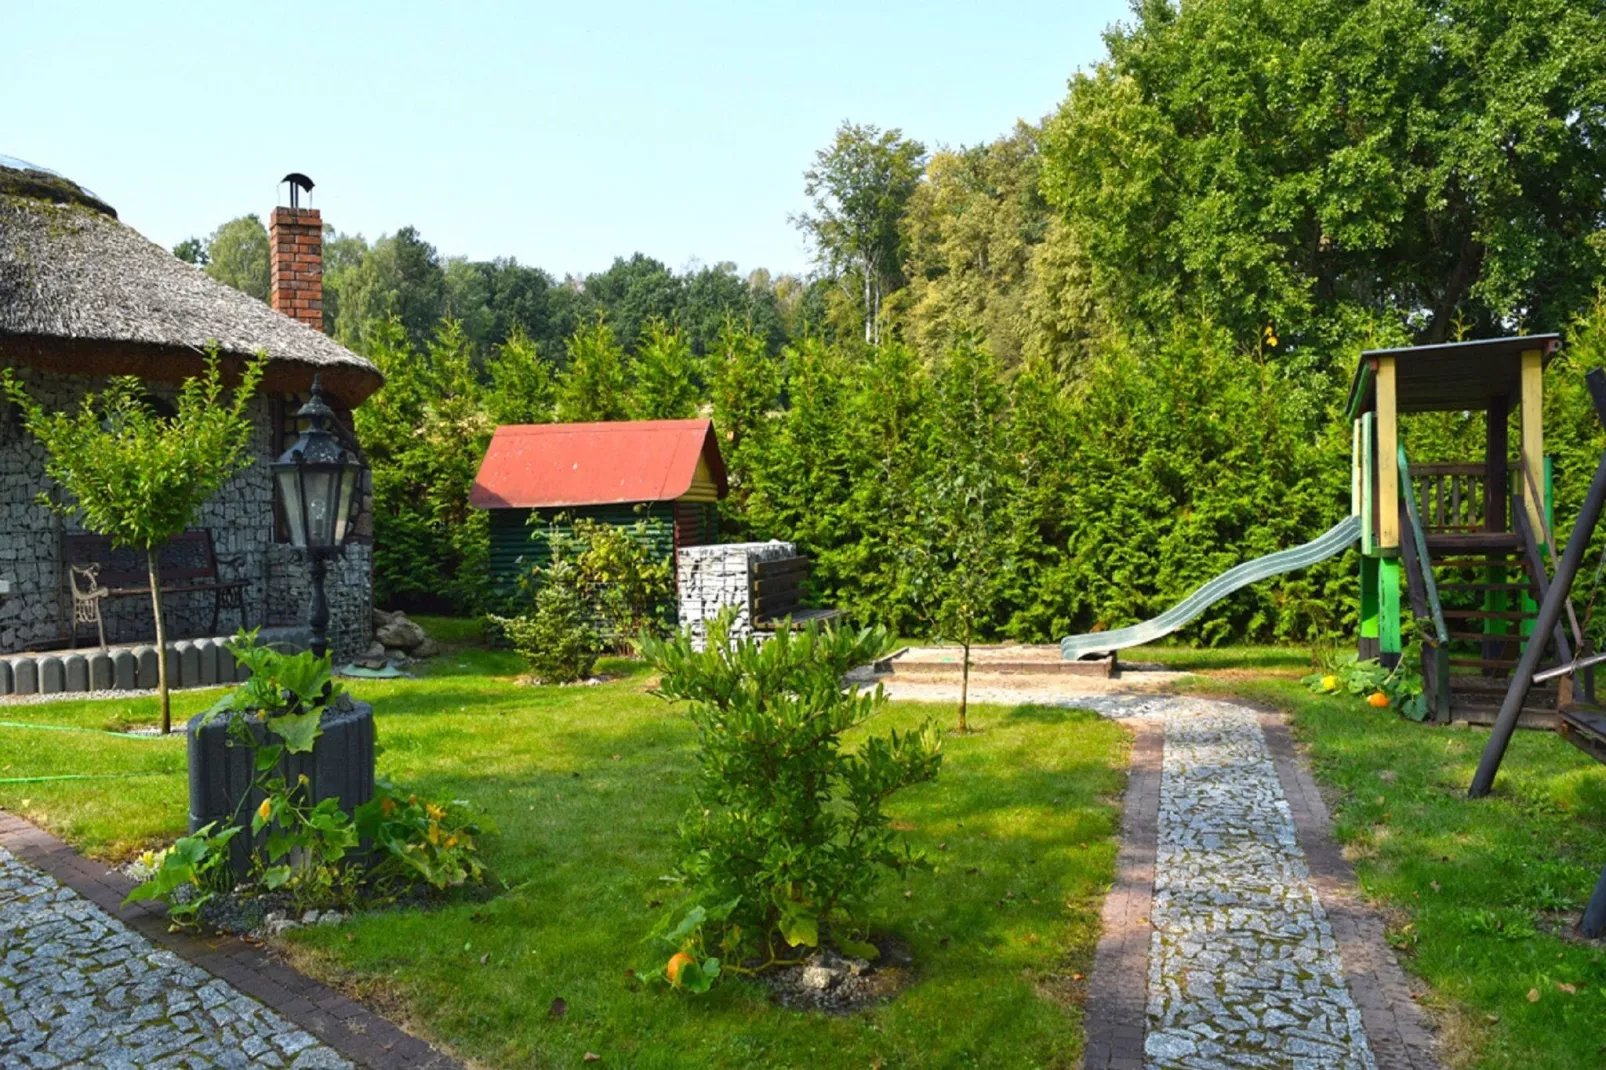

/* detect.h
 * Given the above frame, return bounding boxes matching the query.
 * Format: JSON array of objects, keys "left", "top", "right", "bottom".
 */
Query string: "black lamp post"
[{"left": 271, "top": 375, "right": 365, "bottom": 659}]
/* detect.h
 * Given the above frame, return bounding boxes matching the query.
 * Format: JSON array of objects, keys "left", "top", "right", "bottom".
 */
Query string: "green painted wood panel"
[{"left": 486, "top": 503, "right": 676, "bottom": 604}]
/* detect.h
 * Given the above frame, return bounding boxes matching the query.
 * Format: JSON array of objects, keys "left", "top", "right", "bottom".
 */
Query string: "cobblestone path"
[
  {"left": 0, "top": 846, "right": 351, "bottom": 1069},
  {"left": 1144, "top": 702, "right": 1376, "bottom": 1069}
]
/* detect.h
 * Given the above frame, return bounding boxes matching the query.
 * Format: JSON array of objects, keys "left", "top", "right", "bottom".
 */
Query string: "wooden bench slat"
[{"left": 752, "top": 557, "right": 810, "bottom": 579}]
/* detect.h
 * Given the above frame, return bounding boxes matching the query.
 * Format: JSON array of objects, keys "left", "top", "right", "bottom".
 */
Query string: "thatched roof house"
[
  {"left": 0, "top": 160, "right": 380, "bottom": 402},
  {"left": 0, "top": 158, "right": 378, "bottom": 674}
]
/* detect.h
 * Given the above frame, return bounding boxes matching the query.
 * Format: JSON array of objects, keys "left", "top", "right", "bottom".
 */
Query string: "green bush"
[
  {"left": 492, "top": 557, "right": 602, "bottom": 683},
  {"left": 641, "top": 618, "right": 942, "bottom": 987}
]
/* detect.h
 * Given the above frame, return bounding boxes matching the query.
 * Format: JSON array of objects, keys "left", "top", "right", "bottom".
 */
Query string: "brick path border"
[
  {"left": 0, "top": 811, "right": 461, "bottom": 1070},
  {"left": 1259, "top": 715, "right": 1441, "bottom": 1070},
  {"left": 1084, "top": 718, "right": 1162, "bottom": 1070}
]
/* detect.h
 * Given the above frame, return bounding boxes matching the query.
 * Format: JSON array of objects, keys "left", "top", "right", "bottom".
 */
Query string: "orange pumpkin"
[
  {"left": 667, "top": 952, "right": 696, "bottom": 988},
  {"left": 1367, "top": 691, "right": 1391, "bottom": 708}
]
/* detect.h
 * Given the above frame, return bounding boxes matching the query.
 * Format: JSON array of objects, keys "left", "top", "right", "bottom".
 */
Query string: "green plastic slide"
[{"left": 1060, "top": 514, "right": 1362, "bottom": 661}]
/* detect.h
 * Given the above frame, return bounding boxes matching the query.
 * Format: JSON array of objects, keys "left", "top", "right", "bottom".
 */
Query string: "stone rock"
[
  {"left": 363, "top": 640, "right": 386, "bottom": 659},
  {"left": 384, "top": 647, "right": 410, "bottom": 662},
  {"left": 411, "top": 636, "right": 441, "bottom": 659},
  {"left": 372, "top": 607, "right": 397, "bottom": 629},
  {"left": 375, "top": 613, "right": 426, "bottom": 651},
  {"left": 800, "top": 965, "right": 840, "bottom": 991}
]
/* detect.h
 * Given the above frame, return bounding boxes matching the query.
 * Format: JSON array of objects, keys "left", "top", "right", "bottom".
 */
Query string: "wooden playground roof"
[{"left": 1344, "top": 335, "right": 1561, "bottom": 420}]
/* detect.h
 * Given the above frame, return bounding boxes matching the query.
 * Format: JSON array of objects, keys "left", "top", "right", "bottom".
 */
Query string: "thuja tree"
[
  {"left": 2, "top": 351, "right": 266, "bottom": 733},
  {"left": 642, "top": 619, "right": 941, "bottom": 989}
]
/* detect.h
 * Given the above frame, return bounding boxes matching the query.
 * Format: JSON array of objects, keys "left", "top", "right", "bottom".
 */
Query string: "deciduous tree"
[{"left": 2, "top": 352, "right": 266, "bottom": 733}]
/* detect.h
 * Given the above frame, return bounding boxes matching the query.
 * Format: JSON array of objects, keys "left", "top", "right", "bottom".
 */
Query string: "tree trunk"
[
  {"left": 863, "top": 269, "right": 874, "bottom": 345},
  {"left": 958, "top": 636, "right": 970, "bottom": 734},
  {"left": 147, "top": 547, "right": 171, "bottom": 734}
]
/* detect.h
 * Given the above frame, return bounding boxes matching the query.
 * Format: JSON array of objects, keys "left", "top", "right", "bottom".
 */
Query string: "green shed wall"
[{"left": 486, "top": 502, "right": 681, "bottom": 610}]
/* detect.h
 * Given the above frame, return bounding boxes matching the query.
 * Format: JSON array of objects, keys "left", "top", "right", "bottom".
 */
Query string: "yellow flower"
[
  {"left": 256, "top": 798, "right": 272, "bottom": 822},
  {"left": 381, "top": 796, "right": 397, "bottom": 817},
  {"left": 427, "top": 822, "right": 441, "bottom": 846},
  {"left": 445, "top": 835, "right": 459, "bottom": 849},
  {"left": 426, "top": 803, "right": 446, "bottom": 822}
]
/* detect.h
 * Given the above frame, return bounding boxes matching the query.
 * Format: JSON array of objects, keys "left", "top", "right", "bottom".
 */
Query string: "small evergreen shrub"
[
  {"left": 492, "top": 557, "right": 601, "bottom": 683},
  {"left": 641, "top": 617, "right": 942, "bottom": 988}
]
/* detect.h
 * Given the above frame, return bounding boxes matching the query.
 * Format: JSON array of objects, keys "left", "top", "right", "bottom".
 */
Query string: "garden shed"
[
  {"left": 0, "top": 158, "right": 382, "bottom": 663},
  {"left": 469, "top": 419, "right": 728, "bottom": 604}
]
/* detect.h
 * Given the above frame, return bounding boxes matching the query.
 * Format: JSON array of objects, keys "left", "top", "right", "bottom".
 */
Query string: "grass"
[
  {"left": 1184, "top": 671, "right": 1606, "bottom": 1070},
  {"left": 0, "top": 622, "right": 1130, "bottom": 1069}
]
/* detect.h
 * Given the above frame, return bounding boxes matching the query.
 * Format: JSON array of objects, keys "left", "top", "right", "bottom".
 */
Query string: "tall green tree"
[
  {"left": 556, "top": 316, "right": 631, "bottom": 422},
  {"left": 172, "top": 237, "right": 208, "bottom": 266},
  {"left": 708, "top": 321, "right": 781, "bottom": 519},
  {"left": 903, "top": 125, "right": 1050, "bottom": 366},
  {"left": 2, "top": 353, "right": 266, "bottom": 733},
  {"left": 484, "top": 328, "right": 556, "bottom": 427},
  {"left": 354, "top": 318, "right": 493, "bottom": 611},
  {"left": 1040, "top": 0, "right": 1606, "bottom": 359},
  {"left": 628, "top": 319, "right": 701, "bottom": 419},
  {"left": 333, "top": 226, "right": 448, "bottom": 352},
  {"left": 203, "top": 215, "right": 270, "bottom": 302},
  {"left": 796, "top": 122, "right": 927, "bottom": 344}
]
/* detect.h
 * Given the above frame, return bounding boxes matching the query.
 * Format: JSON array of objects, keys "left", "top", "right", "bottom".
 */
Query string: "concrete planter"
[{"left": 186, "top": 700, "right": 376, "bottom": 881}]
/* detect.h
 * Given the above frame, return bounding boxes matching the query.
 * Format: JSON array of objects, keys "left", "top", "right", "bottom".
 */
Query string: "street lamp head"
[{"left": 271, "top": 375, "right": 366, "bottom": 553}]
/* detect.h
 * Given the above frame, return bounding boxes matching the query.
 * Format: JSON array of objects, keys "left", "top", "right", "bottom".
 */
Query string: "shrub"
[
  {"left": 575, "top": 518, "right": 674, "bottom": 646},
  {"left": 641, "top": 617, "right": 943, "bottom": 986},
  {"left": 491, "top": 556, "right": 601, "bottom": 683}
]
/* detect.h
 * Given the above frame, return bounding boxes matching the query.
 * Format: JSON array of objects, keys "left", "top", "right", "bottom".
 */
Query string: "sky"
[{"left": 5, "top": 1, "right": 1129, "bottom": 279}]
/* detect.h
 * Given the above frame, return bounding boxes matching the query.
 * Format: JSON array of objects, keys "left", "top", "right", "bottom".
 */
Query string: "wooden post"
[
  {"left": 1485, "top": 396, "right": 1510, "bottom": 666},
  {"left": 1379, "top": 557, "right": 1403, "bottom": 668},
  {"left": 1522, "top": 347, "right": 1545, "bottom": 545},
  {"left": 1376, "top": 357, "right": 1400, "bottom": 552}
]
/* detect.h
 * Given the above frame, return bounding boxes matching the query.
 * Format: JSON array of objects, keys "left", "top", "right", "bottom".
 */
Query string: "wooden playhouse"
[{"left": 1345, "top": 333, "right": 1590, "bottom": 724}]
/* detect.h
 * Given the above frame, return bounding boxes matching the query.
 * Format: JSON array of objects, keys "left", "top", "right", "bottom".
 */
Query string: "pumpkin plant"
[{"left": 127, "top": 631, "right": 491, "bottom": 922}]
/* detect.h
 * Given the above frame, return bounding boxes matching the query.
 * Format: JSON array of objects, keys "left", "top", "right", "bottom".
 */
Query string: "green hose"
[
  {"left": 0, "top": 771, "right": 173, "bottom": 785},
  {"left": 0, "top": 719, "right": 171, "bottom": 740}
]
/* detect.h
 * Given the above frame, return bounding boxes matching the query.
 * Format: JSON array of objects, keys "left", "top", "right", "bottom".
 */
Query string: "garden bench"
[
  {"left": 62, "top": 529, "right": 247, "bottom": 647},
  {"left": 749, "top": 555, "right": 842, "bottom": 630}
]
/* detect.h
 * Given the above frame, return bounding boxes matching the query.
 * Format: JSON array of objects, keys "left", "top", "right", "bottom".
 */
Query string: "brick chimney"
[{"left": 269, "top": 205, "right": 323, "bottom": 332}]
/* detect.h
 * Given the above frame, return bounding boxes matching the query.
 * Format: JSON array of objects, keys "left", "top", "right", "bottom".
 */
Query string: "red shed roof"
[{"left": 469, "top": 419, "right": 728, "bottom": 509}]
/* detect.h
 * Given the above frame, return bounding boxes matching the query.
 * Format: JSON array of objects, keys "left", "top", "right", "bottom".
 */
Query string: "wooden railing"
[{"left": 1408, "top": 463, "right": 1521, "bottom": 533}]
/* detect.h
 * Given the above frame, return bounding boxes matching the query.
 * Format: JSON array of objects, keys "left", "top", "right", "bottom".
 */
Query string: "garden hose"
[
  {"left": 0, "top": 719, "right": 171, "bottom": 740},
  {"left": 0, "top": 771, "right": 173, "bottom": 785}
]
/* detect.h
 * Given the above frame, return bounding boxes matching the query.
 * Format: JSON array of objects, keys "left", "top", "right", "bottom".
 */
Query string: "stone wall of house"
[
  {"left": 676, "top": 540, "right": 795, "bottom": 650},
  {"left": 0, "top": 368, "right": 372, "bottom": 661}
]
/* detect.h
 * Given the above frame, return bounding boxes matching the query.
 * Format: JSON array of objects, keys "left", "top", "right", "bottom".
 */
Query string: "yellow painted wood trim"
[
  {"left": 1521, "top": 348, "right": 1545, "bottom": 539},
  {"left": 1376, "top": 357, "right": 1399, "bottom": 550}
]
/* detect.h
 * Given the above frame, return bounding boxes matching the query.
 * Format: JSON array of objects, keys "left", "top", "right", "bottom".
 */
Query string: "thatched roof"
[{"left": 0, "top": 161, "right": 381, "bottom": 402}]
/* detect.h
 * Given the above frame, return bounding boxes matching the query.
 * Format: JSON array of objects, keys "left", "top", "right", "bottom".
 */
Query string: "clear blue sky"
[{"left": 5, "top": 1, "right": 1128, "bottom": 279}]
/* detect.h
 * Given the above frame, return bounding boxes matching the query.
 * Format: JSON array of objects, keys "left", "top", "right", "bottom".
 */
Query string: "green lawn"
[
  {"left": 0, "top": 623, "right": 1129, "bottom": 1069},
  {"left": 1185, "top": 672, "right": 1606, "bottom": 1070}
]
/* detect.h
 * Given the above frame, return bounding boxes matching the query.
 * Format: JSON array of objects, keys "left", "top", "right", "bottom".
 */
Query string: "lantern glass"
[
  {"left": 333, "top": 463, "right": 359, "bottom": 544},
  {"left": 302, "top": 467, "right": 338, "bottom": 548},
  {"left": 276, "top": 466, "right": 308, "bottom": 548}
]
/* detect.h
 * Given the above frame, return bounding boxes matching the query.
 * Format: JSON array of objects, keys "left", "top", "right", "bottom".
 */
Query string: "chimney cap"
[{"left": 279, "top": 172, "right": 315, "bottom": 209}]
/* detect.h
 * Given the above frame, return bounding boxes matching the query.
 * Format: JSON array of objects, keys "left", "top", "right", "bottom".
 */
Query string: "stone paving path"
[
  {"left": 0, "top": 845, "right": 351, "bottom": 1069},
  {"left": 1146, "top": 703, "right": 1374, "bottom": 1068},
  {"left": 1078, "top": 695, "right": 1437, "bottom": 1070}
]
